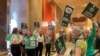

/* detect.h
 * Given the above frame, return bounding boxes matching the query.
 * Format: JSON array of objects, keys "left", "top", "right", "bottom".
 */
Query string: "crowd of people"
[
  {"left": 5, "top": 19, "right": 100, "bottom": 56},
  {"left": 5, "top": 28, "right": 52, "bottom": 56}
]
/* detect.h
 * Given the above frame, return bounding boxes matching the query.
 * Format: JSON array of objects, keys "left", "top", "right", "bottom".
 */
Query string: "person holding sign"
[
  {"left": 5, "top": 28, "right": 23, "bottom": 56},
  {"left": 23, "top": 30, "right": 36, "bottom": 56},
  {"left": 55, "top": 29, "right": 66, "bottom": 56},
  {"left": 83, "top": 19, "right": 97, "bottom": 56},
  {"left": 37, "top": 30, "right": 44, "bottom": 56},
  {"left": 32, "top": 29, "right": 39, "bottom": 56},
  {"left": 70, "top": 23, "right": 87, "bottom": 56}
]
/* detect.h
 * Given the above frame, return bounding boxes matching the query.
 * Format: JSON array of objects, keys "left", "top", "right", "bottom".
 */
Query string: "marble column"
[
  {"left": 28, "top": 0, "right": 42, "bottom": 32},
  {"left": 0, "top": 0, "right": 7, "bottom": 51}
]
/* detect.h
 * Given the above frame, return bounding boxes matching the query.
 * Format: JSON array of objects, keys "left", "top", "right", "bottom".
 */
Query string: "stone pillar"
[
  {"left": 0, "top": 0, "right": 7, "bottom": 51},
  {"left": 28, "top": 0, "right": 42, "bottom": 32}
]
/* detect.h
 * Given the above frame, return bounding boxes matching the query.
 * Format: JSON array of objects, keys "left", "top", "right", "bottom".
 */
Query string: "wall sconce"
[
  {"left": 69, "top": 28, "right": 72, "bottom": 32},
  {"left": 42, "top": 21, "right": 48, "bottom": 27}
]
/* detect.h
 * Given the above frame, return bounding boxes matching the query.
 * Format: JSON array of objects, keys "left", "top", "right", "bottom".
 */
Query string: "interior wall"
[
  {"left": 0, "top": 0, "right": 7, "bottom": 51},
  {"left": 10, "top": 0, "right": 27, "bottom": 32},
  {"left": 55, "top": 5, "right": 63, "bottom": 33}
]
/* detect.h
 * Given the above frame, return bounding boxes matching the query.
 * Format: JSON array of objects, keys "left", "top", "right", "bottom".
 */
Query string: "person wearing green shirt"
[
  {"left": 5, "top": 28, "right": 23, "bottom": 56},
  {"left": 83, "top": 20, "right": 96, "bottom": 56},
  {"left": 24, "top": 30, "right": 37, "bottom": 56},
  {"left": 5, "top": 34, "right": 12, "bottom": 56},
  {"left": 71, "top": 26, "right": 87, "bottom": 56}
]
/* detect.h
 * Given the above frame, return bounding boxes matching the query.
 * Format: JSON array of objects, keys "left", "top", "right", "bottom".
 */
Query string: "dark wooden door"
[{"left": 0, "top": 0, "right": 7, "bottom": 51}]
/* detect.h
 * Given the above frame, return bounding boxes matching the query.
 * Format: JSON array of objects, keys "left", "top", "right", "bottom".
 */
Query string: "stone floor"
[
  {"left": 0, "top": 42, "right": 100, "bottom": 56},
  {"left": 0, "top": 51, "right": 7, "bottom": 56}
]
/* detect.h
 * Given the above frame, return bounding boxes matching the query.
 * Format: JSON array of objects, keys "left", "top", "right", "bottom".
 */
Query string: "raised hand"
[{"left": 92, "top": 18, "right": 96, "bottom": 23}]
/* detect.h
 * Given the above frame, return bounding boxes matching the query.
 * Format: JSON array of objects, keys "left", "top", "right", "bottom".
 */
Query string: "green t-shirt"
[
  {"left": 5, "top": 34, "right": 19, "bottom": 42},
  {"left": 24, "top": 36, "right": 37, "bottom": 49},
  {"left": 5, "top": 34, "right": 12, "bottom": 41},
  {"left": 11, "top": 34, "right": 19, "bottom": 42},
  {"left": 30, "top": 36, "right": 38, "bottom": 48},
  {"left": 86, "top": 23, "right": 96, "bottom": 56},
  {"left": 72, "top": 39, "right": 87, "bottom": 56}
]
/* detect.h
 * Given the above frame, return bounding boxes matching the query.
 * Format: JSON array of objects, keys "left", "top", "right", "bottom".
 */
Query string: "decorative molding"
[{"left": 72, "top": 17, "right": 87, "bottom": 22}]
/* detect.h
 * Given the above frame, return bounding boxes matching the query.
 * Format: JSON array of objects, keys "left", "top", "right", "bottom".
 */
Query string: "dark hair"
[
  {"left": 26, "top": 30, "right": 32, "bottom": 37},
  {"left": 19, "top": 29, "right": 23, "bottom": 35},
  {"left": 12, "top": 28, "right": 18, "bottom": 34}
]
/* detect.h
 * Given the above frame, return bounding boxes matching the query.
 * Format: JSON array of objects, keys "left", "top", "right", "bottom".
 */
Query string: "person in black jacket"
[{"left": 94, "top": 27, "right": 100, "bottom": 55}]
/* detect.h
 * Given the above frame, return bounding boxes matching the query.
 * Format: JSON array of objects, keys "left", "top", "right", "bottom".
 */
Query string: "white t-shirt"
[{"left": 37, "top": 34, "right": 44, "bottom": 43}]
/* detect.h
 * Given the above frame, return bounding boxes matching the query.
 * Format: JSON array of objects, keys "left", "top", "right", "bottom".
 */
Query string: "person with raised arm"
[{"left": 83, "top": 19, "right": 97, "bottom": 56}]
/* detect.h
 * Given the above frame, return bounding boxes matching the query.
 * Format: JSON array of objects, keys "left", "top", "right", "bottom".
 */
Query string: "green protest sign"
[
  {"left": 82, "top": 2, "right": 99, "bottom": 19},
  {"left": 55, "top": 36, "right": 66, "bottom": 55},
  {"left": 61, "top": 5, "right": 74, "bottom": 27},
  {"left": 21, "top": 23, "right": 27, "bottom": 29}
]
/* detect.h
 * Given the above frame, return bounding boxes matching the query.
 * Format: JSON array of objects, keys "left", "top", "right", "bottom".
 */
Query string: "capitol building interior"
[{"left": 0, "top": 0, "right": 100, "bottom": 56}]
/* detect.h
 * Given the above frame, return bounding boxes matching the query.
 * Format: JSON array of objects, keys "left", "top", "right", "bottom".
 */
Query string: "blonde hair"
[{"left": 72, "top": 26, "right": 83, "bottom": 34}]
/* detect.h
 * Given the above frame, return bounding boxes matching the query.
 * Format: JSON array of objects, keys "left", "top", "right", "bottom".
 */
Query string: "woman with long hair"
[{"left": 5, "top": 28, "right": 23, "bottom": 56}]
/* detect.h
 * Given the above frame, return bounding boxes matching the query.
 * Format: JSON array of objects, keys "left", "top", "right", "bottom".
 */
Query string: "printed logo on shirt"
[
  {"left": 11, "top": 34, "right": 19, "bottom": 41},
  {"left": 30, "top": 40, "right": 36, "bottom": 47}
]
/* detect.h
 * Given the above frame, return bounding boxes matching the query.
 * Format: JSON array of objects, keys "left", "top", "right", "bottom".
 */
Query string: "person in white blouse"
[
  {"left": 37, "top": 30, "right": 44, "bottom": 56},
  {"left": 55, "top": 29, "right": 64, "bottom": 56}
]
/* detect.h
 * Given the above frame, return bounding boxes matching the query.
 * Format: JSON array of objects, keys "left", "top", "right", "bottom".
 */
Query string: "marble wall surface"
[{"left": 0, "top": 0, "right": 7, "bottom": 51}]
